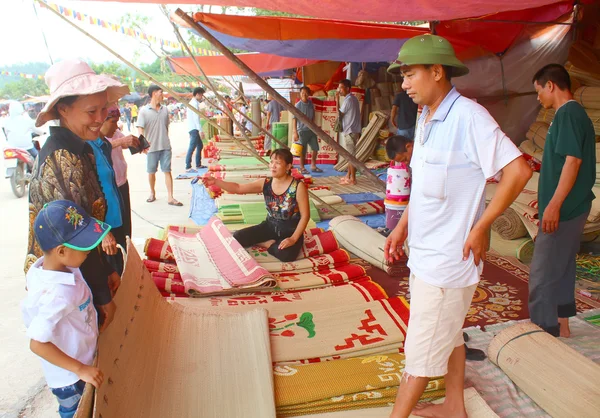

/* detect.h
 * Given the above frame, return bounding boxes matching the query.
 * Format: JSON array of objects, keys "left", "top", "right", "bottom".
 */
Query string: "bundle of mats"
[
  {"left": 334, "top": 111, "right": 389, "bottom": 172},
  {"left": 298, "top": 388, "right": 497, "bottom": 418},
  {"left": 329, "top": 215, "right": 410, "bottom": 277},
  {"left": 216, "top": 200, "right": 321, "bottom": 224},
  {"left": 272, "top": 353, "right": 445, "bottom": 416},
  {"left": 486, "top": 172, "right": 600, "bottom": 262},
  {"left": 167, "top": 217, "right": 278, "bottom": 296},
  {"left": 144, "top": 225, "right": 365, "bottom": 296},
  {"left": 488, "top": 322, "right": 600, "bottom": 417},
  {"left": 78, "top": 241, "right": 277, "bottom": 418}
]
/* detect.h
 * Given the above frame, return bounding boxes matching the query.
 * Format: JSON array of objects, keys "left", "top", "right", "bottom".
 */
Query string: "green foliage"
[
  {"left": 251, "top": 8, "right": 304, "bottom": 17},
  {"left": 0, "top": 78, "right": 49, "bottom": 100}
]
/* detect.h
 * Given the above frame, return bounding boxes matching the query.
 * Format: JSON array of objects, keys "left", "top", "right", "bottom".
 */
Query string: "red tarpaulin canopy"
[
  {"left": 79, "top": 0, "right": 573, "bottom": 22},
  {"left": 169, "top": 53, "right": 319, "bottom": 76},
  {"left": 178, "top": 3, "right": 572, "bottom": 62}
]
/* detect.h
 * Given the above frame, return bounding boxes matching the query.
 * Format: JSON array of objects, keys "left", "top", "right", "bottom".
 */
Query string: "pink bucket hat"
[{"left": 35, "top": 59, "right": 130, "bottom": 127}]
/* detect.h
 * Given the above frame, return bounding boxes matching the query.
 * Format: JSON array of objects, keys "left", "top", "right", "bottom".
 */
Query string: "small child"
[
  {"left": 21, "top": 200, "right": 112, "bottom": 418},
  {"left": 385, "top": 135, "right": 414, "bottom": 164}
]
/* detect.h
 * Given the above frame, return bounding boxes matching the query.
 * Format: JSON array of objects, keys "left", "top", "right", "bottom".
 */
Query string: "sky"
[{"left": 0, "top": 1, "right": 227, "bottom": 67}]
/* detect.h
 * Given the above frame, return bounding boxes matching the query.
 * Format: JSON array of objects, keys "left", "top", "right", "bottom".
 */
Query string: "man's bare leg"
[
  {"left": 411, "top": 345, "right": 467, "bottom": 418},
  {"left": 348, "top": 165, "right": 356, "bottom": 183},
  {"left": 165, "top": 172, "right": 178, "bottom": 203},
  {"left": 558, "top": 317, "right": 571, "bottom": 338},
  {"left": 299, "top": 153, "right": 307, "bottom": 172},
  {"left": 148, "top": 173, "right": 156, "bottom": 201},
  {"left": 310, "top": 152, "right": 318, "bottom": 170},
  {"left": 389, "top": 374, "right": 430, "bottom": 418}
]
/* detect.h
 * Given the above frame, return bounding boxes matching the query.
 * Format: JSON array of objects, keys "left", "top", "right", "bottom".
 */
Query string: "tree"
[{"left": 0, "top": 78, "right": 49, "bottom": 100}]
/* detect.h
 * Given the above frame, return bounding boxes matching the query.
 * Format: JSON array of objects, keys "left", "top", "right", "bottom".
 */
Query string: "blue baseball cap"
[{"left": 34, "top": 200, "right": 111, "bottom": 252}]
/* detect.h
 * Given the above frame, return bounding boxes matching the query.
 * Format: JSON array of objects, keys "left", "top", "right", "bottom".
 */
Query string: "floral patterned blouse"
[{"left": 263, "top": 177, "right": 300, "bottom": 222}]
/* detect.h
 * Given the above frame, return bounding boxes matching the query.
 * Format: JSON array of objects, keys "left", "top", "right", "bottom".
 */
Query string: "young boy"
[
  {"left": 21, "top": 200, "right": 111, "bottom": 418},
  {"left": 385, "top": 134, "right": 414, "bottom": 164}
]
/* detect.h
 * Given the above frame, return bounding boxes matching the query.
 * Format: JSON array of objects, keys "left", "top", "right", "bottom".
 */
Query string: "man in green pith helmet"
[{"left": 384, "top": 35, "right": 532, "bottom": 417}]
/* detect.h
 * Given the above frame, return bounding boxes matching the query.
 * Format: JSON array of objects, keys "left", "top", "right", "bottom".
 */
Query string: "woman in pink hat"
[{"left": 25, "top": 59, "right": 130, "bottom": 332}]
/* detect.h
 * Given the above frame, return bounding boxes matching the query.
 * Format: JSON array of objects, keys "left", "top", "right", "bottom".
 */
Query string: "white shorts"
[{"left": 403, "top": 274, "right": 477, "bottom": 377}]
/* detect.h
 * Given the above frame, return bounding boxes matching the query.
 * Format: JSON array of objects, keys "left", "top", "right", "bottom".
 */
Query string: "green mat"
[
  {"left": 216, "top": 156, "right": 267, "bottom": 166},
  {"left": 584, "top": 314, "right": 600, "bottom": 326},
  {"left": 218, "top": 201, "right": 320, "bottom": 225}
]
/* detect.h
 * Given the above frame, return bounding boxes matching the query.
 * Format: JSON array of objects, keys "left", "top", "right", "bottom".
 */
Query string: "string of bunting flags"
[
  {"left": 37, "top": 0, "right": 219, "bottom": 57},
  {"left": 0, "top": 71, "right": 198, "bottom": 89}
]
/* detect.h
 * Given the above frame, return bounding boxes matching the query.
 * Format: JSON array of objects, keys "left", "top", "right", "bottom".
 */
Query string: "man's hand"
[
  {"left": 384, "top": 224, "right": 407, "bottom": 263},
  {"left": 542, "top": 202, "right": 560, "bottom": 234},
  {"left": 76, "top": 364, "right": 104, "bottom": 388},
  {"left": 98, "top": 300, "right": 117, "bottom": 333},
  {"left": 463, "top": 226, "right": 489, "bottom": 266},
  {"left": 123, "top": 135, "right": 140, "bottom": 148},
  {"left": 108, "top": 271, "right": 121, "bottom": 297},
  {"left": 293, "top": 132, "right": 299, "bottom": 143},
  {"left": 279, "top": 236, "right": 297, "bottom": 250},
  {"left": 266, "top": 123, "right": 271, "bottom": 130},
  {"left": 102, "top": 232, "right": 118, "bottom": 256}
]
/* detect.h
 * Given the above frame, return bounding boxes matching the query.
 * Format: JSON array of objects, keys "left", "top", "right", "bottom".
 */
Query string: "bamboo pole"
[
  {"left": 42, "top": 1, "right": 342, "bottom": 215},
  {"left": 175, "top": 8, "right": 386, "bottom": 191},
  {"left": 39, "top": 0, "right": 270, "bottom": 166},
  {"left": 165, "top": 55, "right": 286, "bottom": 148},
  {"left": 161, "top": 8, "right": 289, "bottom": 151},
  {"left": 163, "top": 7, "right": 342, "bottom": 214}
]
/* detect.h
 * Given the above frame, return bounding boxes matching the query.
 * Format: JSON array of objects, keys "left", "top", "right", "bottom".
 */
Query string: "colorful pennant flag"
[
  {"left": 37, "top": 1, "right": 219, "bottom": 57},
  {"left": 0, "top": 71, "right": 196, "bottom": 89}
]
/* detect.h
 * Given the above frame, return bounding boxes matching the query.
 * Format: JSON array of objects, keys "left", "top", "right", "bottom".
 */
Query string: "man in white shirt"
[
  {"left": 185, "top": 87, "right": 207, "bottom": 172},
  {"left": 337, "top": 79, "right": 361, "bottom": 185},
  {"left": 4, "top": 102, "right": 45, "bottom": 158},
  {"left": 384, "top": 35, "right": 532, "bottom": 418}
]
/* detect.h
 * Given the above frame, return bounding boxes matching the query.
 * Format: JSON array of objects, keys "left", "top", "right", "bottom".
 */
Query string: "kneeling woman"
[{"left": 202, "top": 149, "right": 309, "bottom": 261}]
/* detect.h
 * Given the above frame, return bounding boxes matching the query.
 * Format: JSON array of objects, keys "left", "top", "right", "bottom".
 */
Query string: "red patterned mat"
[{"left": 364, "top": 252, "right": 597, "bottom": 330}]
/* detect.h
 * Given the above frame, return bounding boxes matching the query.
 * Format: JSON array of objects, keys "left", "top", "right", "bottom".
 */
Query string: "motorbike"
[{"left": 3, "top": 136, "right": 40, "bottom": 198}]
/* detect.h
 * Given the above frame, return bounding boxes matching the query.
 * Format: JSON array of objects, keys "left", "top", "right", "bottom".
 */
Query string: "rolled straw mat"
[
  {"left": 490, "top": 231, "right": 534, "bottom": 264},
  {"left": 536, "top": 107, "right": 556, "bottom": 123},
  {"left": 488, "top": 322, "right": 600, "bottom": 417},
  {"left": 299, "top": 387, "right": 498, "bottom": 418},
  {"left": 525, "top": 122, "right": 549, "bottom": 149},
  {"left": 94, "top": 241, "right": 276, "bottom": 418},
  {"left": 329, "top": 215, "right": 407, "bottom": 276},
  {"left": 492, "top": 207, "right": 528, "bottom": 240},
  {"left": 574, "top": 86, "right": 600, "bottom": 110},
  {"left": 587, "top": 108, "right": 600, "bottom": 136}
]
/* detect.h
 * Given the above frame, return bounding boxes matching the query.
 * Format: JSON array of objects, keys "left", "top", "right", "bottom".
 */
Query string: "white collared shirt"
[
  {"left": 21, "top": 257, "right": 98, "bottom": 388},
  {"left": 407, "top": 87, "right": 522, "bottom": 288},
  {"left": 187, "top": 97, "right": 207, "bottom": 132}
]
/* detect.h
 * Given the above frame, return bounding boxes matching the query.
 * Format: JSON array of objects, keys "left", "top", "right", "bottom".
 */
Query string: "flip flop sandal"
[
  {"left": 146, "top": 196, "right": 156, "bottom": 203},
  {"left": 168, "top": 201, "right": 183, "bottom": 207},
  {"left": 300, "top": 168, "right": 310, "bottom": 175},
  {"left": 311, "top": 167, "right": 323, "bottom": 173}
]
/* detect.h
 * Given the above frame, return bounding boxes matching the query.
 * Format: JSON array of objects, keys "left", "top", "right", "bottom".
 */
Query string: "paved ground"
[{"left": 0, "top": 122, "right": 194, "bottom": 418}]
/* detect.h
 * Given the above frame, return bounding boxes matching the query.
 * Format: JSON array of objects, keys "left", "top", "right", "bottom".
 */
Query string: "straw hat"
[
  {"left": 388, "top": 35, "right": 469, "bottom": 77},
  {"left": 35, "top": 59, "right": 130, "bottom": 127}
]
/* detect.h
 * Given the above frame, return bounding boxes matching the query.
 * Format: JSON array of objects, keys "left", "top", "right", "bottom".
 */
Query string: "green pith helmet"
[{"left": 388, "top": 34, "right": 469, "bottom": 77}]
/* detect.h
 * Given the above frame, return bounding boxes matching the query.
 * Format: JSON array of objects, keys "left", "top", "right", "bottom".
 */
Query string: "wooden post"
[
  {"left": 175, "top": 8, "right": 385, "bottom": 191},
  {"left": 161, "top": 7, "right": 289, "bottom": 150},
  {"left": 39, "top": 1, "right": 271, "bottom": 166},
  {"left": 165, "top": 56, "right": 286, "bottom": 148}
]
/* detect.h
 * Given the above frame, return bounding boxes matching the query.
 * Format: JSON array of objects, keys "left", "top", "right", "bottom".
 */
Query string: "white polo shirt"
[
  {"left": 21, "top": 257, "right": 98, "bottom": 388},
  {"left": 407, "top": 87, "right": 521, "bottom": 288}
]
